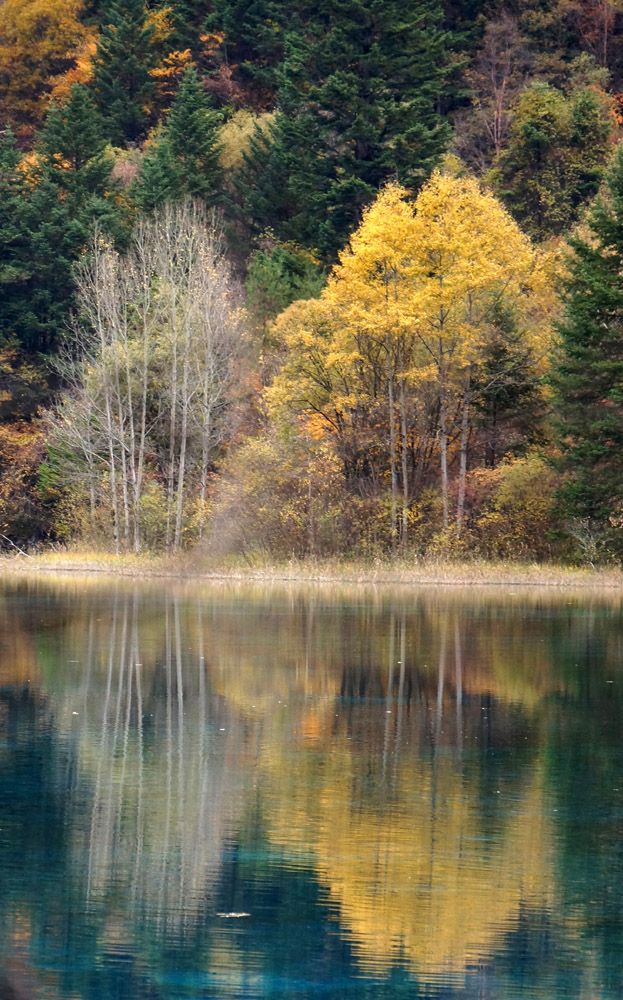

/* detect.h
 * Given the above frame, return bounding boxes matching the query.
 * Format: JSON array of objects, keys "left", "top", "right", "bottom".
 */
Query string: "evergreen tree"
[
  {"left": 552, "top": 146, "right": 623, "bottom": 551},
  {"left": 206, "top": 0, "right": 292, "bottom": 106},
  {"left": 15, "top": 179, "right": 86, "bottom": 352},
  {"left": 91, "top": 0, "right": 156, "bottom": 145},
  {"left": 0, "top": 92, "right": 124, "bottom": 353},
  {"left": 245, "top": 240, "right": 325, "bottom": 339},
  {"left": 39, "top": 85, "right": 105, "bottom": 179},
  {"left": 236, "top": 0, "right": 450, "bottom": 259},
  {"left": 37, "top": 84, "right": 123, "bottom": 236},
  {"left": 133, "top": 65, "right": 222, "bottom": 210},
  {"left": 0, "top": 129, "right": 31, "bottom": 342},
  {"left": 166, "top": 66, "right": 222, "bottom": 199},
  {"left": 0, "top": 164, "right": 85, "bottom": 353},
  {"left": 132, "top": 129, "right": 181, "bottom": 211},
  {"left": 169, "top": 0, "right": 213, "bottom": 55}
]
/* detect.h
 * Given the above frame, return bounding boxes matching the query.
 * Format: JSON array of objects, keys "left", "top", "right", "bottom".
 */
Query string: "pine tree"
[
  {"left": 133, "top": 65, "right": 222, "bottom": 210},
  {"left": 236, "top": 0, "right": 450, "bottom": 259},
  {"left": 166, "top": 66, "right": 222, "bottom": 200},
  {"left": 38, "top": 85, "right": 113, "bottom": 205},
  {"left": 16, "top": 180, "right": 86, "bottom": 351},
  {"left": 552, "top": 146, "right": 623, "bottom": 550},
  {"left": 37, "top": 84, "right": 126, "bottom": 243},
  {"left": 168, "top": 0, "right": 213, "bottom": 54},
  {"left": 132, "top": 129, "right": 182, "bottom": 211},
  {"left": 0, "top": 92, "right": 124, "bottom": 353},
  {"left": 91, "top": 0, "right": 156, "bottom": 145},
  {"left": 0, "top": 129, "right": 31, "bottom": 343},
  {"left": 0, "top": 165, "right": 85, "bottom": 352},
  {"left": 206, "top": 0, "right": 292, "bottom": 106}
]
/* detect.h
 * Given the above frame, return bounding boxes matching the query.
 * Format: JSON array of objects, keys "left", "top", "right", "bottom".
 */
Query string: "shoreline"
[{"left": 1, "top": 550, "right": 623, "bottom": 590}]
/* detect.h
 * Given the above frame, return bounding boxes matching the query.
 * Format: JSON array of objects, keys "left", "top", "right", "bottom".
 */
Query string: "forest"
[{"left": 2, "top": 0, "right": 623, "bottom": 561}]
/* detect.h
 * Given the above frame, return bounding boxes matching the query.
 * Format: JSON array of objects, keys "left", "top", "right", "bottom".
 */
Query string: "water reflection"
[{"left": 0, "top": 577, "right": 622, "bottom": 998}]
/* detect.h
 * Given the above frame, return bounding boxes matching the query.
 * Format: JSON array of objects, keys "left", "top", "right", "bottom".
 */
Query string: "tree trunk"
[
  {"left": 112, "top": 353, "right": 131, "bottom": 552},
  {"left": 166, "top": 308, "right": 178, "bottom": 551},
  {"left": 386, "top": 334, "right": 398, "bottom": 555},
  {"left": 132, "top": 327, "right": 149, "bottom": 554},
  {"left": 108, "top": 437, "right": 120, "bottom": 554},
  {"left": 174, "top": 366, "right": 190, "bottom": 550},
  {"left": 399, "top": 365, "right": 409, "bottom": 553},
  {"left": 438, "top": 363, "right": 450, "bottom": 530},
  {"left": 456, "top": 367, "right": 471, "bottom": 536},
  {"left": 198, "top": 407, "right": 210, "bottom": 542},
  {"left": 485, "top": 395, "right": 498, "bottom": 469}
]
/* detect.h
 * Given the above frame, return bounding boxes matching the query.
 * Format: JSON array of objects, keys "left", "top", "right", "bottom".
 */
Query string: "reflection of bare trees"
[
  {"left": 61, "top": 592, "right": 250, "bottom": 941},
  {"left": 8, "top": 576, "right": 623, "bottom": 992}
]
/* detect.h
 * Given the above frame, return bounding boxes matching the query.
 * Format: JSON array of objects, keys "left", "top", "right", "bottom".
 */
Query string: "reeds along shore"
[{"left": 2, "top": 550, "right": 623, "bottom": 590}]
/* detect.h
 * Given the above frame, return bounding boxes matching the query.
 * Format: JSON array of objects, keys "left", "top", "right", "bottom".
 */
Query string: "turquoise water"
[{"left": 0, "top": 576, "right": 622, "bottom": 999}]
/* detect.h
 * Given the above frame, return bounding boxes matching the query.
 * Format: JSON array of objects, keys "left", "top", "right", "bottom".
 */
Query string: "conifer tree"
[
  {"left": 0, "top": 92, "right": 124, "bottom": 353},
  {"left": 169, "top": 0, "right": 213, "bottom": 54},
  {"left": 38, "top": 85, "right": 115, "bottom": 209},
  {"left": 0, "top": 129, "right": 31, "bottom": 342},
  {"left": 553, "top": 146, "right": 623, "bottom": 550},
  {"left": 132, "top": 129, "right": 181, "bottom": 211},
  {"left": 37, "top": 84, "right": 125, "bottom": 242},
  {"left": 207, "top": 0, "right": 290, "bottom": 105},
  {"left": 0, "top": 165, "right": 85, "bottom": 352},
  {"left": 133, "top": 65, "right": 222, "bottom": 210},
  {"left": 236, "top": 0, "right": 450, "bottom": 259},
  {"left": 91, "top": 0, "right": 156, "bottom": 145},
  {"left": 166, "top": 66, "right": 222, "bottom": 199}
]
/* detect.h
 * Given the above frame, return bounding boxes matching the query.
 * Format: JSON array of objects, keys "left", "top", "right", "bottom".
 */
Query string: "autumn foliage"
[{"left": 1, "top": 0, "right": 623, "bottom": 558}]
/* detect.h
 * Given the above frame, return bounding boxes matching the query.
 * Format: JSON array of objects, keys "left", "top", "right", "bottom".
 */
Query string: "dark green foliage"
[
  {"left": 133, "top": 65, "right": 222, "bottom": 210},
  {"left": 235, "top": 0, "right": 450, "bottom": 259},
  {"left": 438, "top": 0, "right": 486, "bottom": 115},
  {"left": 0, "top": 91, "right": 124, "bottom": 353},
  {"left": 473, "top": 336, "right": 547, "bottom": 469},
  {"left": 37, "top": 84, "right": 124, "bottom": 239},
  {"left": 245, "top": 240, "right": 325, "bottom": 338},
  {"left": 166, "top": 65, "right": 222, "bottom": 198},
  {"left": 0, "top": 176, "right": 86, "bottom": 352},
  {"left": 168, "top": 0, "right": 212, "bottom": 54},
  {"left": 91, "top": 0, "right": 157, "bottom": 145},
  {"left": 39, "top": 84, "right": 105, "bottom": 178},
  {"left": 132, "top": 127, "right": 181, "bottom": 211},
  {"left": 552, "top": 147, "right": 623, "bottom": 552},
  {"left": 206, "top": 0, "right": 291, "bottom": 106},
  {"left": 0, "top": 129, "right": 30, "bottom": 301},
  {"left": 493, "top": 81, "right": 612, "bottom": 240}
]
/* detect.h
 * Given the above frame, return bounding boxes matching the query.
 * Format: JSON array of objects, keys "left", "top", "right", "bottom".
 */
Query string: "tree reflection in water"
[{"left": 0, "top": 578, "right": 620, "bottom": 999}]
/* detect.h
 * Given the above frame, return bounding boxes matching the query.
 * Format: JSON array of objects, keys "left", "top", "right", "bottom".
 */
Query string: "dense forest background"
[{"left": 2, "top": 0, "right": 623, "bottom": 561}]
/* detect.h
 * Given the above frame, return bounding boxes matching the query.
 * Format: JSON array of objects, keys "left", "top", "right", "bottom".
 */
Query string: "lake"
[{"left": 0, "top": 575, "right": 622, "bottom": 999}]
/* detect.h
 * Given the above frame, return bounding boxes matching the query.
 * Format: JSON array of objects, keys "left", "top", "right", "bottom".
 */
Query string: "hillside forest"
[{"left": 3, "top": 0, "right": 623, "bottom": 561}]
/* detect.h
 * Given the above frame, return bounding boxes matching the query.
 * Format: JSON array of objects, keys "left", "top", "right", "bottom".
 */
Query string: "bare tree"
[
  {"left": 49, "top": 203, "right": 245, "bottom": 552},
  {"left": 454, "top": 16, "right": 528, "bottom": 172}
]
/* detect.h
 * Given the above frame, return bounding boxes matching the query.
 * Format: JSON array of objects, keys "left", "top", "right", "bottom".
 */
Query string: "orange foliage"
[
  {"left": 48, "top": 32, "right": 98, "bottom": 104},
  {"left": 150, "top": 48, "right": 193, "bottom": 111},
  {"left": 0, "top": 420, "right": 49, "bottom": 545},
  {"left": 0, "top": 0, "right": 92, "bottom": 137}
]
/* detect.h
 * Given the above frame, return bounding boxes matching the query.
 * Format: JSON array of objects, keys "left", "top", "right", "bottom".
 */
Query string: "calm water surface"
[{"left": 0, "top": 576, "right": 622, "bottom": 999}]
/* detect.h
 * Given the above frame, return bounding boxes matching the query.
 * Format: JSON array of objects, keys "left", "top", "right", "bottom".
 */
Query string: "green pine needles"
[{"left": 553, "top": 146, "right": 623, "bottom": 553}]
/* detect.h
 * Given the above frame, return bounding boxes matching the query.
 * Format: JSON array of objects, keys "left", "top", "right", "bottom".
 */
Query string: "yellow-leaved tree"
[
  {"left": 405, "top": 168, "right": 538, "bottom": 533},
  {"left": 269, "top": 168, "right": 549, "bottom": 551},
  {"left": 322, "top": 185, "right": 422, "bottom": 550}
]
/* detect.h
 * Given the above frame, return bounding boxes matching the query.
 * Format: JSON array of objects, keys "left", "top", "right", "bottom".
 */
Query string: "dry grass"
[{"left": 1, "top": 547, "right": 623, "bottom": 590}]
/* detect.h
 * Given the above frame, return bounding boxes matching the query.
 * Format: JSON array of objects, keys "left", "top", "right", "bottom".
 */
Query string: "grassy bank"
[{"left": 1, "top": 548, "right": 623, "bottom": 589}]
